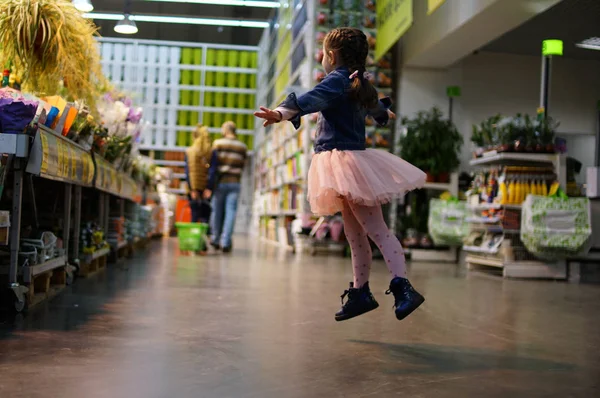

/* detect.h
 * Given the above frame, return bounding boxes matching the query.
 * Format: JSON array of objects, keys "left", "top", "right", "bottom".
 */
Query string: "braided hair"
[{"left": 324, "top": 27, "right": 378, "bottom": 108}]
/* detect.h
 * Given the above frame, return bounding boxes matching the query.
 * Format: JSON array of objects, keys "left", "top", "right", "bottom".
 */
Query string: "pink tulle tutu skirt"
[{"left": 308, "top": 149, "right": 426, "bottom": 215}]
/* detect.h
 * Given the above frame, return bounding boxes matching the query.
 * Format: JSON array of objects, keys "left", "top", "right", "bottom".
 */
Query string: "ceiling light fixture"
[
  {"left": 73, "top": 0, "right": 94, "bottom": 12},
  {"left": 576, "top": 37, "right": 600, "bottom": 51},
  {"left": 86, "top": 12, "right": 269, "bottom": 28},
  {"left": 114, "top": 0, "right": 138, "bottom": 35},
  {"left": 144, "top": 0, "right": 280, "bottom": 8},
  {"left": 114, "top": 14, "right": 139, "bottom": 34}
]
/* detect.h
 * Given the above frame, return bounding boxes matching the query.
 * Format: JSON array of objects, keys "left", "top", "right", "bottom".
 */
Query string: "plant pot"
[
  {"left": 425, "top": 172, "right": 436, "bottom": 183},
  {"left": 545, "top": 143, "right": 555, "bottom": 153},
  {"left": 497, "top": 143, "right": 513, "bottom": 153},
  {"left": 437, "top": 172, "right": 450, "bottom": 183}
]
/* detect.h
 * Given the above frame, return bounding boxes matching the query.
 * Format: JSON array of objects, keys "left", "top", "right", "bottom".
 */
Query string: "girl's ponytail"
[
  {"left": 349, "top": 66, "right": 378, "bottom": 109},
  {"left": 324, "top": 28, "right": 379, "bottom": 109}
]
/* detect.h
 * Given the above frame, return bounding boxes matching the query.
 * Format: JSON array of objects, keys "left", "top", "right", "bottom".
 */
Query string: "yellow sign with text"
[
  {"left": 428, "top": 0, "right": 446, "bottom": 15},
  {"left": 375, "top": 0, "right": 413, "bottom": 60}
]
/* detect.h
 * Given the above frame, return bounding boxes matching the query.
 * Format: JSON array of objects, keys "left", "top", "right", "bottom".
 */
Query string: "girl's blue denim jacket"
[{"left": 278, "top": 67, "right": 391, "bottom": 153}]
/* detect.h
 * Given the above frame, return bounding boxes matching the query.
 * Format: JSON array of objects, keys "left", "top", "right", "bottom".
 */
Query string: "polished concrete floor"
[{"left": 1, "top": 238, "right": 599, "bottom": 398}]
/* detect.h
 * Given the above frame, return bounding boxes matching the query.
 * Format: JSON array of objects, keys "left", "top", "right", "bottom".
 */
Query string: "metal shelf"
[
  {"left": 117, "top": 82, "right": 256, "bottom": 94},
  {"left": 143, "top": 104, "right": 256, "bottom": 114},
  {"left": 154, "top": 160, "right": 186, "bottom": 166},
  {"left": 469, "top": 153, "right": 560, "bottom": 167},
  {"left": 466, "top": 254, "right": 566, "bottom": 279},
  {"left": 468, "top": 203, "right": 522, "bottom": 211},
  {"left": 466, "top": 216, "right": 501, "bottom": 224},
  {"left": 463, "top": 245, "right": 500, "bottom": 255},
  {"left": 422, "top": 182, "right": 452, "bottom": 191},
  {"left": 260, "top": 210, "right": 299, "bottom": 217},
  {"left": 145, "top": 125, "right": 254, "bottom": 135}
]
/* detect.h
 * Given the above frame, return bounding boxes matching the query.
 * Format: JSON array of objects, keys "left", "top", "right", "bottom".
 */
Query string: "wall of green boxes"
[{"left": 178, "top": 48, "right": 258, "bottom": 150}]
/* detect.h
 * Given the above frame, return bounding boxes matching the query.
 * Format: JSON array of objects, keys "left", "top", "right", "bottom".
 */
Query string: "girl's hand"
[
  {"left": 387, "top": 109, "right": 396, "bottom": 120},
  {"left": 254, "top": 106, "right": 282, "bottom": 127}
]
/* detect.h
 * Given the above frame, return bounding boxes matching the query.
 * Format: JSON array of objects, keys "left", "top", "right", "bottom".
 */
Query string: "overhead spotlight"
[
  {"left": 114, "top": 14, "right": 138, "bottom": 35},
  {"left": 114, "top": 0, "right": 138, "bottom": 35},
  {"left": 73, "top": 0, "right": 94, "bottom": 12}
]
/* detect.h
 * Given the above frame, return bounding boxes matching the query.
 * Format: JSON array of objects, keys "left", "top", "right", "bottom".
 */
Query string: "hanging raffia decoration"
[{"left": 0, "top": 0, "right": 107, "bottom": 112}]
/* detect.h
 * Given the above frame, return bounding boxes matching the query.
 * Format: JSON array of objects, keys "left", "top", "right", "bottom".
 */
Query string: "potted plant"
[
  {"left": 400, "top": 108, "right": 463, "bottom": 182},
  {"left": 510, "top": 113, "right": 539, "bottom": 152},
  {"left": 538, "top": 116, "right": 559, "bottom": 153},
  {"left": 472, "top": 114, "right": 503, "bottom": 156},
  {"left": 399, "top": 114, "right": 435, "bottom": 182}
]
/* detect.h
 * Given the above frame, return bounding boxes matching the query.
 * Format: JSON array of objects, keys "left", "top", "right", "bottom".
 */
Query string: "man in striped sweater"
[{"left": 207, "top": 121, "right": 248, "bottom": 253}]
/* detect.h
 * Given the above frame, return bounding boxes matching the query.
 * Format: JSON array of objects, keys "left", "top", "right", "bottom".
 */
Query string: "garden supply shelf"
[
  {"left": 0, "top": 126, "right": 153, "bottom": 312},
  {"left": 465, "top": 152, "right": 568, "bottom": 279}
]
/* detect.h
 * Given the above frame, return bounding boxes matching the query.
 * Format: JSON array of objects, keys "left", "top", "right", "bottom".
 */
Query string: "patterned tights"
[{"left": 341, "top": 199, "right": 407, "bottom": 288}]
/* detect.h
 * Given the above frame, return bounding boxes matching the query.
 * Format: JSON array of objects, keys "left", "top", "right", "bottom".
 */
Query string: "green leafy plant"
[
  {"left": 400, "top": 107, "right": 463, "bottom": 176},
  {"left": 538, "top": 116, "right": 559, "bottom": 151},
  {"left": 0, "top": 0, "right": 107, "bottom": 113},
  {"left": 471, "top": 114, "right": 502, "bottom": 149}
]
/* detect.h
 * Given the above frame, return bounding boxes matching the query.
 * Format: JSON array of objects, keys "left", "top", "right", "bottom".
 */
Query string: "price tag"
[
  {"left": 111, "top": 169, "right": 118, "bottom": 193},
  {"left": 40, "top": 133, "right": 49, "bottom": 174},
  {"left": 55, "top": 140, "right": 63, "bottom": 177},
  {"left": 61, "top": 142, "right": 68, "bottom": 178},
  {"left": 81, "top": 154, "right": 87, "bottom": 183},
  {"left": 64, "top": 143, "right": 70, "bottom": 178},
  {"left": 88, "top": 156, "right": 94, "bottom": 184},
  {"left": 71, "top": 147, "right": 78, "bottom": 181}
]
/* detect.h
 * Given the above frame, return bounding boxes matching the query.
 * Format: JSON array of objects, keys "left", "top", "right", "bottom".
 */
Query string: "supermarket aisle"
[{"left": 1, "top": 238, "right": 599, "bottom": 398}]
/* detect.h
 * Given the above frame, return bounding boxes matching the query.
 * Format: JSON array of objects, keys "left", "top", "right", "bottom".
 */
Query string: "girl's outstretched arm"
[{"left": 254, "top": 72, "right": 346, "bottom": 129}]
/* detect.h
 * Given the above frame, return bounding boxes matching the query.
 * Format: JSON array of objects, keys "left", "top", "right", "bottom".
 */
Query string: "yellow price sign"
[
  {"left": 71, "top": 147, "right": 78, "bottom": 181},
  {"left": 88, "top": 156, "right": 95, "bottom": 184},
  {"left": 40, "top": 133, "right": 49, "bottom": 174},
  {"left": 56, "top": 140, "right": 64, "bottom": 177}
]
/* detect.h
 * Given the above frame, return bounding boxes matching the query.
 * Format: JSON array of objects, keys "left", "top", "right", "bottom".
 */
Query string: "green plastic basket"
[{"left": 175, "top": 222, "right": 209, "bottom": 251}]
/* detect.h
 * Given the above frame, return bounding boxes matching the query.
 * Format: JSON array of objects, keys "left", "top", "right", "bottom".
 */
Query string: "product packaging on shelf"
[{"left": 521, "top": 195, "right": 592, "bottom": 259}]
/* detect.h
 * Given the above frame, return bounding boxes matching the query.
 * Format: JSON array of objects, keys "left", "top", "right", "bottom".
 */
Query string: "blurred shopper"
[
  {"left": 185, "top": 124, "right": 215, "bottom": 224},
  {"left": 209, "top": 121, "right": 247, "bottom": 253}
]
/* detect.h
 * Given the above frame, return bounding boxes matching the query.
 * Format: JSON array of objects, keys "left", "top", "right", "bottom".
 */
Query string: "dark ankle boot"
[
  {"left": 385, "top": 277, "right": 425, "bottom": 320},
  {"left": 335, "top": 281, "right": 379, "bottom": 322}
]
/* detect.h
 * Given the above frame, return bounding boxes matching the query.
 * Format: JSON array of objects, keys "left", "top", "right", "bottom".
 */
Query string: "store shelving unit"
[
  {"left": 251, "top": 0, "right": 315, "bottom": 250},
  {"left": 0, "top": 122, "right": 152, "bottom": 311},
  {"left": 465, "top": 152, "right": 568, "bottom": 279}
]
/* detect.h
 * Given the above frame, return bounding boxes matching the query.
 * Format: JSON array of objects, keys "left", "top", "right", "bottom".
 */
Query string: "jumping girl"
[{"left": 255, "top": 28, "right": 426, "bottom": 322}]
